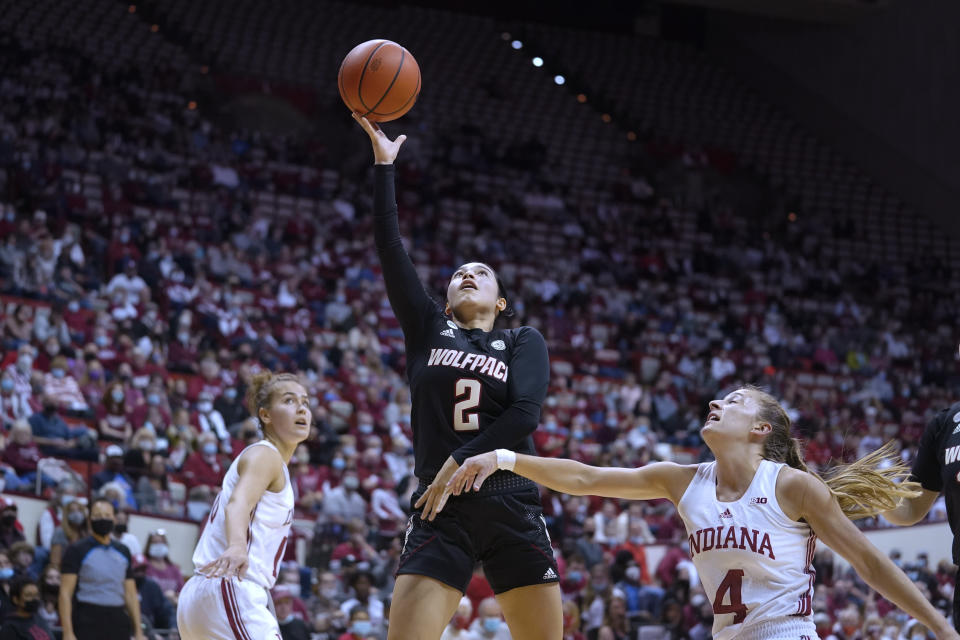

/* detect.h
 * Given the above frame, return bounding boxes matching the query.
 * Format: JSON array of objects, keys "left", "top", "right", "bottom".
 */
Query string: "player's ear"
[
  {"left": 444, "top": 301, "right": 452, "bottom": 316},
  {"left": 496, "top": 297, "right": 506, "bottom": 313}
]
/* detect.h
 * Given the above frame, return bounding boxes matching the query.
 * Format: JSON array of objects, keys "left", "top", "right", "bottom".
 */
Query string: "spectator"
[
  {"left": 143, "top": 531, "right": 182, "bottom": 604},
  {"left": 124, "top": 429, "right": 157, "bottom": 481},
  {"left": 191, "top": 390, "right": 231, "bottom": 452},
  {"left": 338, "top": 606, "right": 374, "bottom": 640},
  {"left": 3, "top": 346, "right": 34, "bottom": 399},
  {"left": 0, "top": 499, "right": 24, "bottom": 551},
  {"left": 0, "top": 371, "right": 32, "bottom": 429},
  {"left": 562, "top": 601, "right": 585, "bottom": 640},
  {"left": 58, "top": 497, "right": 144, "bottom": 640},
  {"left": 0, "top": 550, "right": 13, "bottom": 618},
  {"left": 36, "top": 565, "right": 59, "bottom": 629},
  {"left": 37, "top": 483, "right": 80, "bottom": 550},
  {"left": 6, "top": 542, "right": 35, "bottom": 582},
  {"left": 440, "top": 596, "right": 478, "bottom": 640},
  {"left": 331, "top": 520, "right": 377, "bottom": 565},
  {"left": 134, "top": 455, "right": 173, "bottom": 515},
  {"left": 3, "top": 308, "right": 33, "bottom": 351},
  {"left": 97, "top": 382, "right": 133, "bottom": 442},
  {"left": 322, "top": 473, "right": 366, "bottom": 524},
  {"left": 274, "top": 584, "right": 311, "bottom": 640},
  {"left": 339, "top": 571, "right": 384, "bottom": 633},
  {"left": 180, "top": 432, "right": 227, "bottom": 489},
  {"left": 0, "top": 575, "right": 55, "bottom": 640},
  {"left": 49, "top": 500, "right": 89, "bottom": 569},
  {"left": 2, "top": 420, "right": 54, "bottom": 491},
  {"left": 112, "top": 511, "right": 141, "bottom": 557},
  {"left": 468, "top": 597, "right": 511, "bottom": 639},
  {"left": 106, "top": 260, "right": 148, "bottom": 307},
  {"left": 130, "top": 555, "right": 172, "bottom": 631},
  {"left": 42, "top": 356, "right": 88, "bottom": 414},
  {"left": 91, "top": 445, "right": 138, "bottom": 510},
  {"left": 27, "top": 396, "right": 97, "bottom": 461}
]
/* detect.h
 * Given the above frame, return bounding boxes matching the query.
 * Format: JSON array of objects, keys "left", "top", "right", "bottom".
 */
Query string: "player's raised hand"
[
  {"left": 352, "top": 112, "right": 406, "bottom": 165},
  {"left": 199, "top": 545, "right": 249, "bottom": 581},
  {"left": 415, "top": 456, "right": 459, "bottom": 521},
  {"left": 446, "top": 451, "right": 498, "bottom": 497}
]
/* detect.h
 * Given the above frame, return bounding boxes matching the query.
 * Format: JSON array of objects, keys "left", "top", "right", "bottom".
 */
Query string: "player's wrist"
[{"left": 495, "top": 449, "right": 516, "bottom": 471}]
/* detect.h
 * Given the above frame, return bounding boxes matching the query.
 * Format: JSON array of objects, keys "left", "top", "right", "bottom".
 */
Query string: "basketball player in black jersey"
[
  {"left": 884, "top": 368, "right": 960, "bottom": 631},
  {"left": 353, "top": 112, "right": 562, "bottom": 640}
]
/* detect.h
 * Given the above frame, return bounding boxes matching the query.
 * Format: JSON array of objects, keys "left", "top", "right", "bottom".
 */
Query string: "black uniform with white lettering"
[
  {"left": 373, "top": 164, "right": 557, "bottom": 594},
  {"left": 910, "top": 400, "right": 960, "bottom": 629}
]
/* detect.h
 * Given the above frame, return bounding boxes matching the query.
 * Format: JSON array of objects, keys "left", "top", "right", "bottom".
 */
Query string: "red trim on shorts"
[
  {"left": 528, "top": 542, "right": 555, "bottom": 565},
  {"left": 395, "top": 535, "right": 437, "bottom": 571},
  {"left": 221, "top": 579, "right": 252, "bottom": 640}
]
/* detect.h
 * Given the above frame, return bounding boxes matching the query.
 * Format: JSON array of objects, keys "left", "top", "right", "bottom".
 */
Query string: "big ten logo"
[{"left": 750, "top": 496, "right": 768, "bottom": 505}]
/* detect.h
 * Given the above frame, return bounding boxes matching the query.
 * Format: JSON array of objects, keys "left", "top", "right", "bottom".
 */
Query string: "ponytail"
[{"left": 751, "top": 386, "right": 920, "bottom": 520}]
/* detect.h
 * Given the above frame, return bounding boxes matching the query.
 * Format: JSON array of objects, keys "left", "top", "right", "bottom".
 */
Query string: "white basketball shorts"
[{"left": 177, "top": 575, "right": 280, "bottom": 640}]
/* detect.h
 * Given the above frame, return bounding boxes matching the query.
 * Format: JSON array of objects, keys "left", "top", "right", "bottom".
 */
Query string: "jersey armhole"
[{"left": 239, "top": 443, "right": 287, "bottom": 494}]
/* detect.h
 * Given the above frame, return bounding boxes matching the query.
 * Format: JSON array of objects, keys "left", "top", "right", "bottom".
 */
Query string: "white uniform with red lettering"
[
  {"left": 677, "top": 459, "right": 817, "bottom": 640},
  {"left": 178, "top": 440, "right": 294, "bottom": 640}
]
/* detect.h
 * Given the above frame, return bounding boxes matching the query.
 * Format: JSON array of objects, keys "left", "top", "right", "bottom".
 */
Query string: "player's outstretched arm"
[
  {"left": 353, "top": 113, "right": 434, "bottom": 337},
  {"left": 780, "top": 469, "right": 958, "bottom": 640},
  {"left": 447, "top": 451, "right": 694, "bottom": 504},
  {"left": 883, "top": 488, "right": 938, "bottom": 525},
  {"left": 199, "top": 446, "right": 282, "bottom": 580}
]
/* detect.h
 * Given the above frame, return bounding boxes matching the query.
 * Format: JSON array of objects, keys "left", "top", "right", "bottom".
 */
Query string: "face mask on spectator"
[
  {"left": 198, "top": 401, "right": 213, "bottom": 413},
  {"left": 51, "top": 368, "right": 65, "bottom": 379},
  {"left": 95, "top": 336, "right": 109, "bottom": 347},
  {"left": 332, "top": 458, "right": 346, "bottom": 471},
  {"left": 46, "top": 345, "right": 59, "bottom": 357},
  {"left": 625, "top": 566, "right": 640, "bottom": 582},
  {"left": 111, "top": 390, "right": 124, "bottom": 403},
  {"left": 358, "top": 423, "right": 374, "bottom": 434},
  {"left": 482, "top": 618, "right": 502, "bottom": 633},
  {"left": 91, "top": 519, "right": 114, "bottom": 536},
  {"left": 0, "top": 513, "right": 15, "bottom": 527},
  {"left": 351, "top": 621, "right": 372, "bottom": 636},
  {"left": 224, "top": 388, "right": 237, "bottom": 401},
  {"left": 148, "top": 543, "right": 169, "bottom": 559},
  {"left": 0, "top": 568, "right": 13, "bottom": 581},
  {"left": 202, "top": 443, "right": 218, "bottom": 456},
  {"left": 177, "top": 332, "right": 190, "bottom": 343},
  {"left": 343, "top": 477, "right": 359, "bottom": 491},
  {"left": 21, "top": 597, "right": 40, "bottom": 614},
  {"left": 147, "top": 394, "right": 160, "bottom": 406},
  {"left": 114, "top": 523, "right": 127, "bottom": 535},
  {"left": 16, "top": 356, "right": 32, "bottom": 373},
  {"left": 567, "top": 570, "right": 582, "bottom": 584},
  {"left": 0, "top": 380, "right": 13, "bottom": 392},
  {"left": 43, "top": 403, "right": 57, "bottom": 415},
  {"left": 138, "top": 440, "right": 154, "bottom": 452},
  {"left": 67, "top": 511, "right": 86, "bottom": 526},
  {"left": 89, "top": 369, "right": 102, "bottom": 380}
]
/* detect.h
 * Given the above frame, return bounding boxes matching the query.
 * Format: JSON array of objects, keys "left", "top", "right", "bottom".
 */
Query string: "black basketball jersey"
[
  {"left": 373, "top": 165, "right": 548, "bottom": 481},
  {"left": 911, "top": 401, "right": 960, "bottom": 563}
]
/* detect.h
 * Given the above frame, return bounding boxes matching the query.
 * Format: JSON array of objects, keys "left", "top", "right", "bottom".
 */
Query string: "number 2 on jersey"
[
  {"left": 713, "top": 569, "right": 747, "bottom": 623},
  {"left": 453, "top": 379, "right": 482, "bottom": 431}
]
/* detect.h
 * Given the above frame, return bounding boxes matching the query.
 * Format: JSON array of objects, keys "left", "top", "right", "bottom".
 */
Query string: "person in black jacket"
[
  {"left": 0, "top": 575, "right": 54, "bottom": 640},
  {"left": 131, "top": 554, "right": 172, "bottom": 630},
  {"left": 884, "top": 396, "right": 960, "bottom": 630},
  {"left": 353, "top": 113, "right": 561, "bottom": 640}
]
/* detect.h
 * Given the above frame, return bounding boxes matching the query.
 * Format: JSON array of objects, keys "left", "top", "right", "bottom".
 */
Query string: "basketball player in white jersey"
[
  {"left": 177, "top": 372, "right": 310, "bottom": 640},
  {"left": 446, "top": 386, "right": 960, "bottom": 640}
]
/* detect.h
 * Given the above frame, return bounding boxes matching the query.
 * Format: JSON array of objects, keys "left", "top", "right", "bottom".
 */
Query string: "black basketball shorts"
[{"left": 396, "top": 485, "right": 560, "bottom": 594}]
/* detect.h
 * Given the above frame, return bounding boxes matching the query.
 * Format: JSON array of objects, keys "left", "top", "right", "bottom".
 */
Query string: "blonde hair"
[
  {"left": 750, "top": 386, "right": 919, "bottom": 520},
  {"left": 245, "top": 371, "right": 303, "bottom": 432}
]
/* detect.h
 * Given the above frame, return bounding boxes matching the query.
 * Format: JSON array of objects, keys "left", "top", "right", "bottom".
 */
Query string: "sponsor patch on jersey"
[
  {"left": 447, "top": 320, "right": 458, "bottom": 330},
  {"left": 491, "top": 339, "right": 506, "bottom": 350},
  {"left": 750, "top": 496, "right": 768, "bottom": 505},
  {"left": 441, "top": 329, "right": 455, "bottom": 338},
  {"left": 719, "top": 508, "right": 733, "bottom": 519}
]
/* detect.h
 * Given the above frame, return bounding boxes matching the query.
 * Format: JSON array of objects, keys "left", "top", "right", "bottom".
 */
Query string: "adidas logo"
[
  {"left": 953, "top": 423, "right": 960, "bottom": 435},
  {"left": 440, "top": 329, "right": 455, "bottom": 338},
  {"left": 719, "top": 508, "right": 733, "bottom": 519},
  {"left": 542, "top": 567, "right": 558, "bottom": 580}
]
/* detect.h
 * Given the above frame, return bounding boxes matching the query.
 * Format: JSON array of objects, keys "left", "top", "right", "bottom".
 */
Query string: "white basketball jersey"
[
  {"left": 192, "top": 440, "right": 294, "bottom": 589},
  {"left": 677, "top": 460, "right": 816, "bottom": 640}
]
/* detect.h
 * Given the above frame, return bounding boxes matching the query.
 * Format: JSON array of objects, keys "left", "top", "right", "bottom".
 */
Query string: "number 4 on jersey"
[{"left": 713, "top": 569, "right": 747, "bottom": 623}]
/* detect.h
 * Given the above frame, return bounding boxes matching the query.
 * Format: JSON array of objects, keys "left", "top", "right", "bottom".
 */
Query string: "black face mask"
[
  {"left": 43, "top": 405, "right": 57, "bottom": 415},
  {"left": 1, "top": 514, "right": 16, "bottom": 527},
  {"left": 21, "top": 599, "right": 40, "bottom": 614},
  {"left": 114, "top": 523, "right": 127, "bottom": 535},
  {"left": 90, "top": 518, "right": 114, "bottom": 537},
  {"left": 41, "top": 583, "right": 58, "bottom": 598}
]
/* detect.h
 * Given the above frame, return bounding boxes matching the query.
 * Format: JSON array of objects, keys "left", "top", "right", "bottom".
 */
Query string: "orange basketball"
[{"left": 338, "top": 39, "right": 421, "bottom": 122}]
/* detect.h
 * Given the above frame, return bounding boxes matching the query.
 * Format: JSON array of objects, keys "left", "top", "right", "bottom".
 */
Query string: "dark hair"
[
  {"left": 89, "top": 497, "right": 116, "bottom": 517},
  {"left": 8, "top": 575, "right": 36, "bottom": 602}
]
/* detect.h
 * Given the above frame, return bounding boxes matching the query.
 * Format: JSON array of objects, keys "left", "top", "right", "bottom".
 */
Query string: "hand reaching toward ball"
[{"left": 353, "top": 113, "right": 406, "bottom": 165}]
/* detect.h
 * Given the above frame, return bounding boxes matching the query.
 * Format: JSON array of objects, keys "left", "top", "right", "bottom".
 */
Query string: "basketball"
[{"left": 338, "top": 39, "right": 421, "bottom": 122}]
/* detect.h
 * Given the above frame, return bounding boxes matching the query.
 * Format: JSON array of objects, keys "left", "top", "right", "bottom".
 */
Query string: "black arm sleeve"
[
  {"left": 373, "top": 164, "right": 436, "bottom": 340},
  {"left": 912, "top": 408, "right": 947, "bottom": 493},
  {"left": 451, "top": 327, "right": 549, "bottom": 464}
]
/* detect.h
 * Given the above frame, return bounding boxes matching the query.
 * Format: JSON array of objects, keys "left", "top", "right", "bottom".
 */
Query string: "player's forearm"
[
  {"left": 883, "top": 498, "right": 924, "bottom": 526},
  {"left": 451, "top": 405, "right": 538, "bottom": 463},
  {"left": 223, "top": 499, "right": 254, "bottom": 550},
  {"left": 854, "top": 551, "right": 953, "bottom": 635},
  {"left": 512, "top": 454, "right": 600, "bottom": 496}
]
